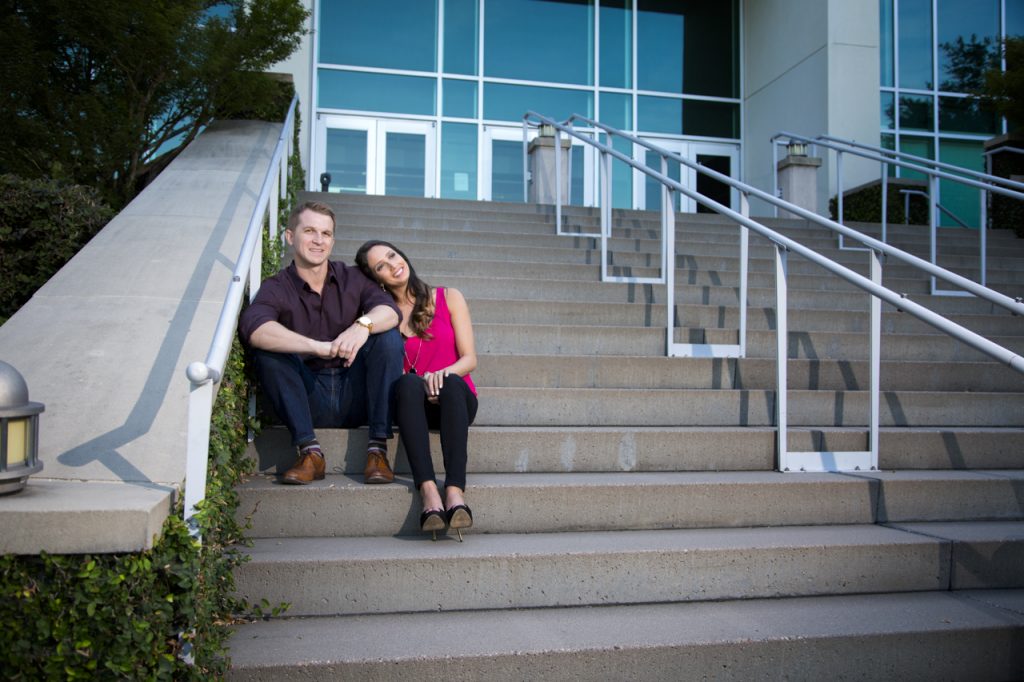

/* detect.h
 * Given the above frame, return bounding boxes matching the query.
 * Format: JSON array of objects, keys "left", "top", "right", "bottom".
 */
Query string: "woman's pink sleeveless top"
[{"left": 403, "top": 287, "right": 477, "bottom": 395}]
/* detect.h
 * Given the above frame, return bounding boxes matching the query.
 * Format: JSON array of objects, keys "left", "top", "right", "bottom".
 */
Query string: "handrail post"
[
  {"left": 522, "top": 118, "right": 529, "bottom": 204},
  {"left": 739, "top": 193, "right": 750, "bottom": 356},
  {"left": 880, "top": 162, "right": 888, "bottom": 243},
  {"left": 774, "top": 245, "right": 789, "bottom": 471},
  {"left": 665, "top": 184, "right": 677, "bottom": 355},
  {"left": 555, "top": 127, "right": 563, "bottom": 232},
  {"left": 661, "top": 154, "right": 670, "bottom": 280},
  {"left": 868, "top": 249, "right": 882, "bottom": 469},
  {"left": 183, "top": 368, "right": 215, "bottom": 540},
  {"left": 837, "top": 150, "right": 845, "bottom": 227},
  {"left": 600, "top": 150, "right": 611, "bottom": 280},
  {"left": 929, "top": 174, "right": 938, "bottom": 294},
  {"left": 979, "top": 187, "right": 987, "bottom": 287},
  {"left": 772, "top": 138, "right": 780, "bottom": 218}
]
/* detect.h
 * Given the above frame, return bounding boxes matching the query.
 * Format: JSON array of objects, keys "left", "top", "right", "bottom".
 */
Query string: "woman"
[{"left": 355, "top": 240, "right": 479, "bottom": 541}]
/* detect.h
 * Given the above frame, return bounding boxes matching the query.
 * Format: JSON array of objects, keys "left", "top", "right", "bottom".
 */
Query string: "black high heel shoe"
[
  {"left": 445, "top": 504, "right": 473, "bottom": 542},
  {"left": 420, "top": 508, "right": 446, "bottom": 541}
]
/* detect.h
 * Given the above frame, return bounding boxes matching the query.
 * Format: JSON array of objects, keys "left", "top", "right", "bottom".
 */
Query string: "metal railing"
[
  {"left": 772, "top": 132, "right": 1024, "bottom": 294},
  {"left": 898, "top": 189, "right": 969, "bottom": 228},
  {"left": 524, "top": 111, "right": 1024, "bottom": 473},
  {"left": 182, "top": 95, "right": 297, "bottom": 538}
]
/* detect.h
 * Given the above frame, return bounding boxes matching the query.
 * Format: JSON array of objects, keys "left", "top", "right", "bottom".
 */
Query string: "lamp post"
[{"left": 0, "top": 361, "right": 44, "bottom": 494}]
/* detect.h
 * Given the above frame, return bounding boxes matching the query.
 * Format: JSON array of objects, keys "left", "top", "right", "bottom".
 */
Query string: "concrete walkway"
[{"left": 0, "top": 120, "right": 282, "bottom": 553}]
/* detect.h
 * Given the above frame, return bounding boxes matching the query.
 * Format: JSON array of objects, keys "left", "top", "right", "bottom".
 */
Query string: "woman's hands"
[{"left": 421, "top": 369, "right": 450, "bottom": 403}]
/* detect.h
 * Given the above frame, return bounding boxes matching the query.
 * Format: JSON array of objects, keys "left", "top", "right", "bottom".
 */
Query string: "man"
[{"left": 239, "top": 201, "right": 403, "bottom": 484}]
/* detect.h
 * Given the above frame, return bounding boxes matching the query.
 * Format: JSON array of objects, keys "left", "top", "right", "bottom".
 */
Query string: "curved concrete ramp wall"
[{"left": 0, "top": 119, "right": 282, "bottom": 553}]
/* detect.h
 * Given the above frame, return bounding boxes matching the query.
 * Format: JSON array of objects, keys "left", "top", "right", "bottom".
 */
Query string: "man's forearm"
[{"left": 248, "top": 320, "right": 323, "bottom": 356}]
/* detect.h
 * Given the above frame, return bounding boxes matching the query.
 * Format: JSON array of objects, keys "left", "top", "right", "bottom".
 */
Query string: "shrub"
[
  {"left": 0, "top": 175, "right": 115, "bottom": 323},
  {"left": 829, "top": 179, "right": 930, "bottom": 226}
]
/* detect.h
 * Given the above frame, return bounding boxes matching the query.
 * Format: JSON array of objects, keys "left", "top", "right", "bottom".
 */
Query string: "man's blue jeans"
[{"left": 251, "top": 329, "right": 404, "bottom": 446}]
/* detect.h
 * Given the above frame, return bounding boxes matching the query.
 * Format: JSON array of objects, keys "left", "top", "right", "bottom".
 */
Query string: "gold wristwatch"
[{"left": 355, "top": 315, "right": 373, "bottom": 333}]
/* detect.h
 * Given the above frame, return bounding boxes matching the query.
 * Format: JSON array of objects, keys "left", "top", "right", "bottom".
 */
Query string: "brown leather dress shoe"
[
  {"left": 364, "top": 450, "right": 394, "bottom": 484},
  {"left": 281, "top": 451, "right": 325, "bottom": 485}
]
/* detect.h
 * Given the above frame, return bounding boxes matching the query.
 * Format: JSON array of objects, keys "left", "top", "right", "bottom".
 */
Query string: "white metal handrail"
[
  {"left": 524, "top": 111, "right": 1023, "bottom": 473},
  {"left": 772, "top": 131, "right": 1024, "bottom": 295},
  {"left": 182, "top": 95, "right": 298, "bottom": 537}
]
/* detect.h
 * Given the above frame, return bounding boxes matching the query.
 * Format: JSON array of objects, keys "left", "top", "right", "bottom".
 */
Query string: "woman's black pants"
[{"left": 393, "top": 372, "right": 478, "bottom": 491}]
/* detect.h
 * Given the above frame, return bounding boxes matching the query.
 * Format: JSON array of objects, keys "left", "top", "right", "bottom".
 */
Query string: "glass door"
[
  {"left": 315, "top": 115, "right": 436, "bottom": 197},
  {"left": 634, "top": 139, "right": 739, "bottom": 213},
  {"left": 482, "top": 125, "right": 596, "bottom": 204}
]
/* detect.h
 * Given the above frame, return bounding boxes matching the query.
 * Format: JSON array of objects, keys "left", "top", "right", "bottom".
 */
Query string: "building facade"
[{"left": 273, "top": 0, "right": 1022, "bottom": 221}]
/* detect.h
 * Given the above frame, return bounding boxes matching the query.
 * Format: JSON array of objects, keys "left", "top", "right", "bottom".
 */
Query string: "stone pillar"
[
  {"left": 528, "top": 133, "right": 572, "bottom": 204},
  {"left": 777, "top": 147, "right": 823, "bottom": 219}
]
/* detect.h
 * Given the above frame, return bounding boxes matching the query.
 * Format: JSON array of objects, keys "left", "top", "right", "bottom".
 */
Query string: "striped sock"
[{"left": 367, "top": 438, "right": 387, "bottom": 454}]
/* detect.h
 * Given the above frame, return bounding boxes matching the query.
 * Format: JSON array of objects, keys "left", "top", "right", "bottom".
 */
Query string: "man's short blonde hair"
[{"left": 287, "top": 201, "right": 336, "bottom": 232}]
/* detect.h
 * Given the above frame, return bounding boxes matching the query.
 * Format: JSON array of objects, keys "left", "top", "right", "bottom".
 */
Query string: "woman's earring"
[{"left": 380, "top": 282, "right": 386, "bottom": 291}]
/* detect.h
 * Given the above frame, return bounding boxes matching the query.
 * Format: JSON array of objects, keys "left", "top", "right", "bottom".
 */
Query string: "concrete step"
[
  {"left": 473, "top": 354, "right": 1024, "bottom": 392},
  {"left": 235, "top": 524, "right": 951, "bottom": 617},
  {"left": 226, "top": 589, "right": 1024, "bottom": 681},
  {"left": 470, "top": 299, "right": 1023, "bottom": 337},
  {"left": 236, "top": 469, "right": 1024, "bottom": 540},
  {"left": 248, "top": 425, "right": 1024, "bottom": 475},
  {"left": 887, "top": 521, "right": 1024, "bottom": 589},
  {"left": 471, "top": 387, "right": 1023, "bottom": 427},
  {"left": 474, "top": 322, "right": 1024, "bottom": 362}
]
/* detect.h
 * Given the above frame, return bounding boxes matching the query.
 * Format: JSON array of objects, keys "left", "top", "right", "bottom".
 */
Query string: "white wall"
[
  {"left": 269, "top": 0, "right": 314, "bottom": 185},
  {"left": 743, "top": 0, "right": 880, "bottom": 217}
]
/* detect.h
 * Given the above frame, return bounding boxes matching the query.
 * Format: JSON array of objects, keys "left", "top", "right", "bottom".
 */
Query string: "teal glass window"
[
  {"left": 898, "top": 0, "right": 933, "bottom": 89},
  {"left": 484, "top": 0, "right": 594, "bottom": 85},
  {"left": 384, "top": 132, "right": 426, "bottom": 197},
  {"left": 898, "top": 94, "right": 933, "bottom": 130},
  {"left": 491, "top": 139, "right": 524, "bottom": 202},
  {"left": 444, "top": 0, "right": 478, "bottom": 75},
  {"left": 570, "top": 145, "right": 585, "bottom": 206},
  {"left": 880, "top": 0, "right": 895, "bottom": 87},
  {"left": 644, "top": 149, "right": 681, "bottom": 211},
  {"left": 441, "top": 122, "right": 477, "bottom": 200},
  {"left": 319, "top": 70, "right": 436, "bottom": 116},
  {"left": 319, "top": 0, "right": 437, "bottom": 71},
  {"left": 881, "top": 133, "right": 896, "bottom": 177},
  {"left": 638, "top": 1, "right": 738, "bottom": 97},
  {"left": 939, "top": 139, "right": 984, "bottom": 227},
  {"left": 939, "top": 95, "right": 997, "bottom": 134},
  {"left": 601, "top": 92, "right": 632, "bottom": 130},
  {"left": 444, "top": 79, "right": 477, "bottom": 118},
  {"left": 484, "top": 83, "right": 592, "bottom": 122},
  {"left": 1008, "top": 0, "right": 1024, "bottom": 36},
  {"left": 611, "top": 135, "right": 632, "bottom": 209},
  {"left": 683, "top": 100, "right": 739, "bottom": 139},
  {"left": 600, "top": 0, "right": 632, "bottom": 88},
  {"left": 899, "top": 136, "right": 934, "bottom": 181},
  {"left": 325, "top": 129, "right": 368, "bottom": 193},
  {"left": 638, "top": 96, "right": 681, "bottom": 135},
  {"left": 937, "top": 0, "right": 998, "bottom": 93},
  {"left": 881, "top": 92, "right": 896, "bottom": 129}
]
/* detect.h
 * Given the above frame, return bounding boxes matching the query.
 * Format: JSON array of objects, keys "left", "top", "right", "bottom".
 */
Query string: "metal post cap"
[{"left": 0, "top": 361, "right": 44, "bottom": 417}]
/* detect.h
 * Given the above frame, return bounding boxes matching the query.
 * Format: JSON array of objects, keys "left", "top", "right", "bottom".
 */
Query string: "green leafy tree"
[
  {"left": 0, "top": 0, "right": 307, "bottom": 207},
  {"left": 980, "top": 36, "right": 1024, "bottom": 131}
]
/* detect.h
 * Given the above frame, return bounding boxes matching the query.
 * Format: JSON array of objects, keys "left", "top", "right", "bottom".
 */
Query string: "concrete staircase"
[{"left": 227, "top": 194, "right": 1024, "bottom": 680}]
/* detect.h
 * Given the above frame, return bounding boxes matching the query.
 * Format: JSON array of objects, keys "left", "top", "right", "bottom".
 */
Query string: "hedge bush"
[
  {"left": 0, "top": 175, "right": 115, "bottom": 324},
  {"left": 828, "top": 179, "right": 930, "bottom": 226},
  {"left": 988, "top": 146, "right": 1024, "bottom": 238}
]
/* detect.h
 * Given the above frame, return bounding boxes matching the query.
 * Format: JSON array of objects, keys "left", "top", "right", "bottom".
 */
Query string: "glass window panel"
[
  {"left": 385, "top": 132, "right": 426, "bottom": 197},
  {"left": 898, "top": 136, "right": 934, "bottom": 181},
  {"left": 683, "top": 100, "right": 739, "bottom": 139},
  {"left": 1008, "top": 0, "right": 1024, "bottom": 36},
  {"left": 881, "top": 91, "right": 896, "bottom": 129},
  {"left": 939, "top": 139, "right": 984, "bottom": 227},
  {"left": 638, "top": 96, "right": 682, "bottom": 135},
  {"left": 484, "top": 83, "right": 593, "bottom": 122},
  {"left": 638, "top": 0, "right": 738, "bottom": 97},
  {"left": 325, "top": 128, "right": 368, "bottom": 193},
  {"left": 491, "top": 139, "right": 524, "bottom": 202},
  {"left": 444, "top": 0, "right": 478, "bottom": 75},
  {"left": 939, "top": 95, "right": 997, "bottom": 133},
  {"left": 570, "top": 145, "right": 585, "bottom": 206},
  {"left": 898, "top": 0, "right": 933, "bottom": 89},
  {"left": 601, "top": 92, "right": 632, "bottom": 130},
  {"left": 696, "top": 154, "right": 732, "bottom": 214},
  {"left": 644, "top": 149, "right": 681, "bottom": 211},
  {"left": 899, "top": 94, "right": 934, "bottom": 130},
  {"left": 611, "top": 135, "right": 633, "bottom": 208},
  {"left": 882, "top": 133, "right": 896, "bottom": 176},
  {"left": 319, "top": 70, "right": 436, "bottom": 116},
  {"left": 880, "top": 0, "right": 895, "bottom": 87},
  {"left": 319, "top": 0, "right": 436, "bottom": 71},
  {"left": 441, "top": 122, "right": 477, "bottom": 200},
  {"left": 937, "top": 0, "right": 998, "bottom": 93},
  {"left": 444, "top": 79, "right": 477, "bottom": 118},
  {"left": 600, "top": 0, "right": 632, "bottom": 88},
  {"left": 484, "top": 0, "right": 594, "bottom": 85}
]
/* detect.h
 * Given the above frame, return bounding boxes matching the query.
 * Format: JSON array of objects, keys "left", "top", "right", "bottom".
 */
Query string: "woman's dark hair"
[{"left": 355, "top": 240, "right": 434, "bottom": 338}]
